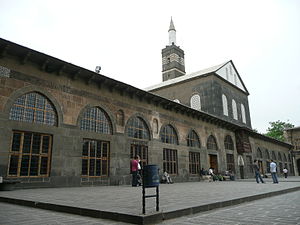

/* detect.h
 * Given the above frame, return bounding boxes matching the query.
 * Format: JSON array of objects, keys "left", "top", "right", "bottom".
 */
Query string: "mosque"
[{"left": 0, "top": 19, "right": 295, "bottom": 188}]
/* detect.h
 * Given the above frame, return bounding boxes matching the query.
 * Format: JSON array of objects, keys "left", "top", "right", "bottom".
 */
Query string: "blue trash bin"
[{"left": 143, "top": 165, "right": 159, "bottom": 188}]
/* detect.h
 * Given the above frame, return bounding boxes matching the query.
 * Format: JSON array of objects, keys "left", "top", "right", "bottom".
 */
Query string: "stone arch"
[
  {"left": 186, "top": 129, "right": 201, "bottom": 148},
  {"left": 159, "top": 123, "right": 179, "bottom": 145},
  {"left": 125, "top": 114, "right": 151, "bottom": 140},
  {"left": 207, "top": 135, "right": 218, "bottom": 150},
  {"left": 77, "top": 103, "right": 115, "bottom": 134},
  {"left": 4, "top": 85, "right": 63, "bottom": 126},
  {"left": 257, "top": 148, "right": 263, "bottom": 158}
]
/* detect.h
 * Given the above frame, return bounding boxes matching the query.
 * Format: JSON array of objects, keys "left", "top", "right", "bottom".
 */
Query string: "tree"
[{"left": 265, "top": 120, "right": 294, "bottom": 141}]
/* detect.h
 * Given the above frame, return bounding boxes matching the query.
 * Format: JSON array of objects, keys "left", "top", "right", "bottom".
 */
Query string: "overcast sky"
[{"left": 1, "top": 0, "right": 299, "bottom": 133}]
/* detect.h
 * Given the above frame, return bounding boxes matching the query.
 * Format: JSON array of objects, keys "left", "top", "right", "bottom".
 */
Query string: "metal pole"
[
  {"left": 142, "top": 169, "right": 145, "bottom": 214},
  {"left": 156, "top": 186, "right": 159, "bottom": 212}
]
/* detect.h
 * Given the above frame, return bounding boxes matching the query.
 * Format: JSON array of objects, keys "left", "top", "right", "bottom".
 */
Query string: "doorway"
[{"left": 209, "top": 154, "right": 218, "bottom": 173}]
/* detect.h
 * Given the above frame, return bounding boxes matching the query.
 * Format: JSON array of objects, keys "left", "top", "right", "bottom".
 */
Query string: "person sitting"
[
  {"left": 161, "top": 171, "right": 173, "bottom": 184},
  {"left": 200, "top": 168, "right": 207, "bottom": 176}
]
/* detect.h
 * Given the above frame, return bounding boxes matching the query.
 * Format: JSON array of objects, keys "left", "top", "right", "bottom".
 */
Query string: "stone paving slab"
[{"left": 0, "top": 177, "right": 300, "bottom": 224}]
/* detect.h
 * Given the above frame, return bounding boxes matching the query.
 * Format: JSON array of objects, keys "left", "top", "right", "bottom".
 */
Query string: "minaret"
[{"left": 162, "top": 18, "right": 185, "bottom": 82}]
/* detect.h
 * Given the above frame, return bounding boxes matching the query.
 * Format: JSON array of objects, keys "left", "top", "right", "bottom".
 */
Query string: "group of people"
[
  {"left": 254, "top": 159, "right": 288, "bottom": 184},
  {"left": 131, "top": 156, "right": 288, "bottom": 186},
  {"left": 130, "top": 155, "right": 173, "bottom": 187}
]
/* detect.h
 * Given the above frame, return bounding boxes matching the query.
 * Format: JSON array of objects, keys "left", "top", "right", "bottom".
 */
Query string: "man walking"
[
  {"left": 270, "top": 160, "right": 279, "bottom": 184},
  {"left": 253, "top": 160, "right": 265, "bottom": 183}
]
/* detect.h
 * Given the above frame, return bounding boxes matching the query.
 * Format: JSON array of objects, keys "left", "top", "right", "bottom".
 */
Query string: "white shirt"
[
  {"left": 270, "top": 162, "right": 277, "bottom": 173},
  {"left": 283, "top": 168, "right": 288, "bottom": 173}
]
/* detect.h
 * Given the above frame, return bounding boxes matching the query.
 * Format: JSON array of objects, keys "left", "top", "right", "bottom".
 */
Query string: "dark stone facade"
[{"left": 0, "top": 38, "right": 294, "bottom": 189}]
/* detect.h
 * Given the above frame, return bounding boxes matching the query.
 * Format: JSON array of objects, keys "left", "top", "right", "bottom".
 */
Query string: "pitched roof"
[{"left": 145, "top": 60, "right": 249, "bottom": 94}]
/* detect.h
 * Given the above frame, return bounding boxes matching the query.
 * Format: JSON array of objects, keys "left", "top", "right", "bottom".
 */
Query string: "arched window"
[
  {"left": 126, "top": 116, "right": 150, "bottom": 140},
  {"left": 232, "top": 99, "right": 238, "bottom": 120},
  {"left": 207, "top": 135, "right": 218, "bottom": 150},
  {"left": 187, "top": 130, "right": 200, "bottom": 148},
  {"left": 283, "top": 154, "right": 287, "bottom": 162},
  {"left": 265, "top": 149, "right": 270, "bottom": 159},
  {"left": 190, "top": 94, "right": 201, "bottom": 111},
  {"left": 241, "top": 104, "right": 246, "bottom": 123},
  {"left": 271, "top": 151, "right": 277, "bottom": 160},
  {"left": 257, "top": 148, "right": 263, "bottom": 158},
  {"left": 9, "top": 92, "right": 57, "bottom": 126},
  {"left": 80, "top": 107, "right": 112, "bottom": 134},
  {"left": 116, "top": 109, "right": 124, "bottom": 126},
  {"left": 222, "top": 94, "right": 228, "bottom": 116},
  {"left": 160, "top": 124, "right": 178, "bottom": 145},
  {"left": 224, "top": 135, "right": 234, "bottom": 150},
  {"left": 278, "top": 152, "right": 282, "bottom": 161}
]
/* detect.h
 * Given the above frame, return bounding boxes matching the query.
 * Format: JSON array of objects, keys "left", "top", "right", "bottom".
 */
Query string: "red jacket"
[{"left": 131, "top": 159, "right": 138, "bottom": 172}]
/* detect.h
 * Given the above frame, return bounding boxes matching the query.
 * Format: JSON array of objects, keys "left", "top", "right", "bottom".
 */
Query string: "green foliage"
[{"left": 265, "top": 120, "right": 294, "bottom": 141}]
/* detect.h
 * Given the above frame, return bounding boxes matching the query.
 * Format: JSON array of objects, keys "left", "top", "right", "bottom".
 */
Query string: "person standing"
[
  {"left": 130, "top": 156, "right": 139, "bottom": 187},
  {"left": 283, "top": 167, "right": 288, "bottom": 178},
  {"left": 270, "top": 160, "right": 279, "bottom": 184},
  {"left": 253, "top": 160, "right": 265, "bottom": 183}
]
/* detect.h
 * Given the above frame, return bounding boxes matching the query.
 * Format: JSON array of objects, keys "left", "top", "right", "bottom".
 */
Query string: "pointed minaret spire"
[{"left": 168, "top": 17, "right": 176, "bottom": 45}]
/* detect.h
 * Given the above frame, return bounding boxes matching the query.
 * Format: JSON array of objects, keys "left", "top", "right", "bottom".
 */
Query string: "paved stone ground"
[
  {"left": 0, "top": 177, "right": 299, "bottom": 224},
  {"left": 161, "top": 190, "right": 300, "bottom": 225},
  {"left": 0, "top": 190, "right": 299, "bottom": 225},
  {"left": 1, "top": 177, "right": 300, "bottom": 215}
]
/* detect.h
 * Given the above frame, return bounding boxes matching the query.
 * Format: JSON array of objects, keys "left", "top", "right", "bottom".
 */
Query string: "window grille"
[
  {"left": 163, "top": 148, "right": 178, "bottom": 175},
  {"left": 80, "top": 107, "right": 112, "bottom": 134},
  {"left": 8, "top": 131, "right": 52, "bottom": 177},
  {"left": 187, "top": 130, "right": 200, "bottom": 148},
  {"left": 81, "top": 139, "right": 109, "bottom": 177},
  {"left": 9, "top": 92, "right": 57, "bottom": 126}
]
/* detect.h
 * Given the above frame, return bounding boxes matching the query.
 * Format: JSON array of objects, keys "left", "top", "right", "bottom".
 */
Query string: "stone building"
[
  {"left": 0, "top": 20, "right": 294, "bottom": 188},
  {"left": 285, "top": 126, "right": 300, "bottom": 176}
]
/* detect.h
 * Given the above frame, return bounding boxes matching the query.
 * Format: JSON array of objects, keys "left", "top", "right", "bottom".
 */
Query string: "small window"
[
  {"left": 190, "top": 94, "right": 201, "bottom": 111},
  {"left": 241, "top": 104, "right": 246, "bottom": 123},
  {"left": 222, "top": 94, "right": 228, "bottom": 116},
  {"left": 153, "top": 119, "right": 159, "bottom": 134},
  {"left": 232, "top": 99, "right": 238, "bottom": 120}
]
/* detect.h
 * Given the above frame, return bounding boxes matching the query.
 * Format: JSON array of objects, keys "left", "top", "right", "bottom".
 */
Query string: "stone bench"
[{"left": 201, "top": 175, "right": 212, "bottom": 182}]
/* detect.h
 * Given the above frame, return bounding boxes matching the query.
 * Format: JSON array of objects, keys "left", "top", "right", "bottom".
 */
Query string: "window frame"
[
  {"left": 8, "top": 130, "right": 52, "bottom": 177},
  {"left": 189, "top": 152, "right": 200, "bottom": 175},
  {"left": 81, "top": 139, "right": 110, "bottom": 177},
  {"left": 163, "top": 148, "right": 178, "bottom": 175}
]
